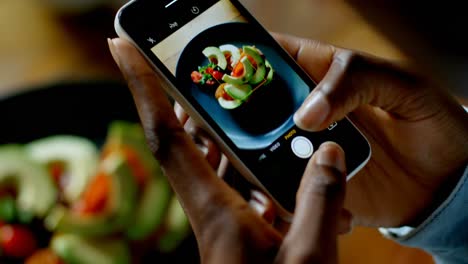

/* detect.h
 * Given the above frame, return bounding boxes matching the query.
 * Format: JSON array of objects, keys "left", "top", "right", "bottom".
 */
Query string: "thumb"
[
  {"left": 276, "top": 142, "right": 347, "bottom": 264},
  {"left": 293, "top": 49, "right": 424, "bottom": 131}
]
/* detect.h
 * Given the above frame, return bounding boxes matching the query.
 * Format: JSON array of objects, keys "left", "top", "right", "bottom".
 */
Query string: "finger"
[
  {"left": 277, "top": 142, "right": 346, "bottom": 264},
  {"left": 174, "top": 102, "right": 189, "bottom": 125},
  {"left": 274, "top": 33, "right": 422, "bottom": 132},
  {"left": 108, "top": 38, "right": 244, "bottom": 232},
  {"left": 272, "top": 32, "right": 336, "bottom": 83},
  {"left": 216, "top": 154, "right": 230, "bottom": 178},
  {"left": 248, "top": 190, "right": 276, "bottom": 224},
  {"left": 184, "top": 118, "right": 221, "bottom": 170}
]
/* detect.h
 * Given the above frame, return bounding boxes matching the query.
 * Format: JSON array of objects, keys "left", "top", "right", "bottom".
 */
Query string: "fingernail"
[
  {"left": 107, "top": 38, "right": 121, "bottom": 67},
  {"left": 294, "top": 92, "right": 329, "bottom": 131},
  {"left": 315, "top": 142, "right": 346, "bottom": 173},
  {"left": 251, "top": 190, "right": 268, "bottom": 205},
  {"left": 196, "top": 143, "right": 208, "bottom": 156},
  {"left": 249, "top": 199, "right": 266, "bottom": 216}
]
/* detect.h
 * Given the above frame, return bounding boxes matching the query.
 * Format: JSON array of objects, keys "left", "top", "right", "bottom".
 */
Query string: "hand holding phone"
[
  {"left": 103, "top": 37, "right": 353, "bottom": 262},
  {"left": 113, "top": 0, "right": 371, "bottom": 219}
]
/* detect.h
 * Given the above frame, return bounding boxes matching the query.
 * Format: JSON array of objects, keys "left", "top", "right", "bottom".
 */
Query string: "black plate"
[
  {"left": 175, "top": 22, "right": 309, "bottom": 150},
  {"left": 0, "top": 81, "right": 199, "bottom": 263}
]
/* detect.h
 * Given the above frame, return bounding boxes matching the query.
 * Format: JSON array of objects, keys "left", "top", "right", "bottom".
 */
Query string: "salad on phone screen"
[{"left": 190, "top": 44, "right": 274, "bottom": 110}]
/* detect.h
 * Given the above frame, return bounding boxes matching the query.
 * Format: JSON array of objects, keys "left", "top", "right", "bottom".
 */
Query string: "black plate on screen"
[
  {"left": 175, "top": 22, "right": 309, "bottom": 150},
  {"left": 0, "top": 81, "right": 199, "bottom": 263}
]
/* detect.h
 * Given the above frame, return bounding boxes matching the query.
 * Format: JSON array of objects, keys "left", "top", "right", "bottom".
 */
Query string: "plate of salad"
[
  {"left": 0, "top": 81, "right": 199, "bottom": 264},
  {"left": 176, "top": 23, "right": 310, "bottom": 149}
]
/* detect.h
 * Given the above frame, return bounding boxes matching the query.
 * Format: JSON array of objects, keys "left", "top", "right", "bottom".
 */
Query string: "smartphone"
[{"left": 115, "top": 0, "right": 371, "bottom": 220}]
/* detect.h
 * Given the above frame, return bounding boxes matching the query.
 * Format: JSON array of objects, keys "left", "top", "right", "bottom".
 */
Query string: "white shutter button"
[{"left": 291, "top": 136, "right": 314, "bottom": 159}]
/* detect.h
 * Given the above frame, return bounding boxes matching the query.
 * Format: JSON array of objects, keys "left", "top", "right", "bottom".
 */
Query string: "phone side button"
[{"left": 291, "top": 136, "right": 314, "bottom": 159}]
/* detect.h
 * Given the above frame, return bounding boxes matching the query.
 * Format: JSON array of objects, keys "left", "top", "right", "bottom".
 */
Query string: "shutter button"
[{"left": 291, "top": 136, "right": 314, "bottom": 159}]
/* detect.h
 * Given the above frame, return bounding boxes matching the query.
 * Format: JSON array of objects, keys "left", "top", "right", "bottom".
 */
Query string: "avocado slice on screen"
[
  {"left": 26, "top": 136, "right": 99, "bottom": 203},
  {"left": 265, "top": 60, "right": 274, "bottom": 85},
  {"left": 243, "top": 46, "right": 266, "bottom": 85},
  {"left": 0, "top": 146, "right": 57, "bottom": 221},
  {"left": 224, "top": 83, "right": 252, "bottom": 101},
  {"left": 222, "top": 56, "right": 254, "bottom": 85},
  {"left": 202, "top": 46, "right": 227, "bottom": 70},
  {"left": 220, "top": 44, "right": 241, "bottom": 67},
  {"left": 51, "top": 234, "right": 131, "bottom": 264},
  {"left": 218, "top": 97, "right": 243, "bottom": 110}
]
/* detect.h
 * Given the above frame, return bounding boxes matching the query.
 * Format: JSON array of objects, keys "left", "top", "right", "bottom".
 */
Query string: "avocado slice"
[
  {"left": 219, "top": 44, "right": 241, "bottom": 67},
  {"left": 126, "top": 176, "right": 171, "bottom": 240},
  {"left": 224, "top": 83, "right": 252, "bottom": 101},
  {"left": 104, "top": 121, "right": 160, "bottom": 178},
  {"left": 222, "top": 56, "right": 254, "bottom": 85},
  {"left": 243, "top": 46, "right": 266, "bottom": 85},
  {"left": 26, "top": 136, "right": 99, "bottom": 203},
  {"left": 0, "top": 146, "right": 57, "bottom": 220},
  {"left": 157, "top": 197, "right": 191, "bottom": 252},
  {"left": 45, "top": 153, "right": 138, "bottom": 236},
  {"left": 104, "top": 121, "right": 173, "bottom": 240},
  {"left": 51, "top": 234, "right": 131, "bottom": 264},
  {"left": 218, "top": 97, "right": 243, "bottom": 110},
  {"left": 202, "top": 46, "right": 227, "bottom": 70}
]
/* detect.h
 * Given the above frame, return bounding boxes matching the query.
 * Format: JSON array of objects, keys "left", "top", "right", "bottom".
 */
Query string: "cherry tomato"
[
  {"left": 206, "top": 79, "right": 216, "bottom": 86},
  {"left": 191, "top": 71, "right": 202, "bottom": 84},
  {"left": 212, "top": 70, "right": 224, "bottom": 80},
  {"left": 0, "top": 224, "right": 37, "bottom": 258}
]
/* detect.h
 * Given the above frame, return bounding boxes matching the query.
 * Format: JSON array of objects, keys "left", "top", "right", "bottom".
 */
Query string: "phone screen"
[{"left": 118, "top": 0, "right": 370, "bottom": 213}]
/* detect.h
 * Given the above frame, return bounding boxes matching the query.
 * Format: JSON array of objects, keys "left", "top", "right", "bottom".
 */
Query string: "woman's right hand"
[{"left": 273, "top": 33, "right": 468, "bottom": 227}]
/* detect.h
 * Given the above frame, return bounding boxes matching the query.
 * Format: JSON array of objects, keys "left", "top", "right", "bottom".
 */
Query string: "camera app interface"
[{"left": 139, "top": 0, "right": 369, "bottom": 211}]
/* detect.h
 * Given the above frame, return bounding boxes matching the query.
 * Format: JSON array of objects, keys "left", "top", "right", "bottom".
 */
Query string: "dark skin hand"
[
  {"left": 109, "top": 37, "right": 351, "bottom": 264},
  {"left": 161, "top": 33, "right": 468, "bottom": 228},
  {"left": 108, "top": 30, "right": 468, "bottom": 262},
  {"left": 271, "top": 33, "right": 468, "bottom": 227}
]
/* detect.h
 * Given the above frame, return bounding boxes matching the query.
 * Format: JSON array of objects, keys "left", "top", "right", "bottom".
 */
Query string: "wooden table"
[{"left": 0, "top": 1, "right": 439, "bottom": 263}]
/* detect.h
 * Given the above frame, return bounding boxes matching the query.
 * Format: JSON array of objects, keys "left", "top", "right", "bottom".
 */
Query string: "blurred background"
[{"left": 3, "top": 0, "right": 463, "bottom": 263}]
